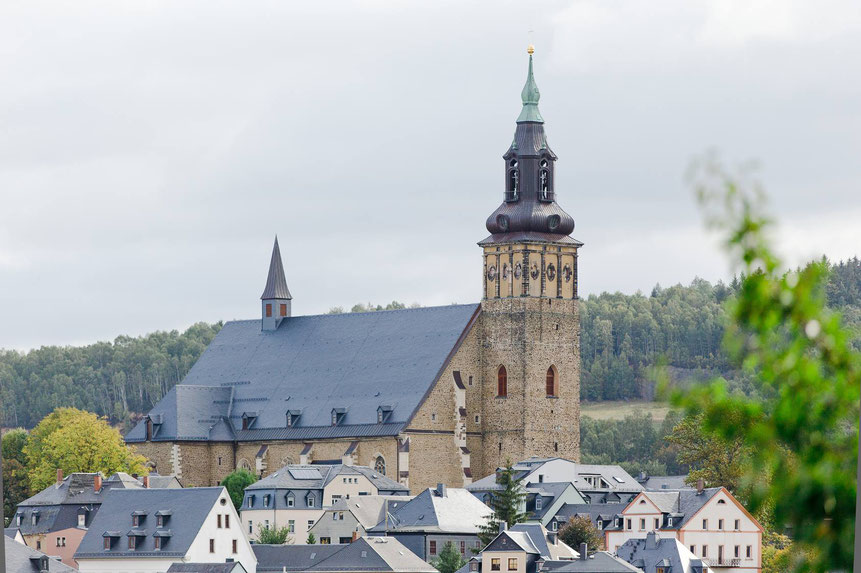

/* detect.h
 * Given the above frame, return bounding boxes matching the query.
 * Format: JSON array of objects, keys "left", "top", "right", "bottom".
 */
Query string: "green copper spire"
[{"left": 517, "top": 46, "right": 543, "bottom": 123}]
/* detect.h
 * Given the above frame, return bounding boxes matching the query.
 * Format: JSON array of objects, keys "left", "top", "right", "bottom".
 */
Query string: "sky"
[{"left": 1, "top": 0, "right": 859, "bottom": 350}]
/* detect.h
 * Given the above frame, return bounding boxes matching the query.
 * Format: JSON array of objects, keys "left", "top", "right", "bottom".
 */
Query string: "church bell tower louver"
[
  {"left": 477, "top": 46, "right": 582, "bottom": 469},
  {"left": 261, "top": 236, "right": 292, "bottom": 331}
]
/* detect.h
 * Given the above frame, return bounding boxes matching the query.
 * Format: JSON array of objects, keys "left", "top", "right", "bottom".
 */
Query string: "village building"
[
  {"left": 252, "top": 537, "right": 436, "bottom": 573},
  {"left": 167, "top": 564, "right": 248, "bottom": 573},
  {"left": 604, "top": 487, "right": 762, "bottom": 573},
  {"left": 616, "top": 532, "right": 713, "bottom": 573},
  {"left": 4, "top": 535, "right": 77, "bottom": 573},
  {"left": 307, "top": 495, "right": 411, "bottom": 545},
  {"left": 126, "top": 47, "right": 583, "bottom": 493},
  {"left": 240, "top": 463, "right": 408, "bottom": 541},
  {"left": 74, "top": 487, "right": 257, "bottom": 573}
]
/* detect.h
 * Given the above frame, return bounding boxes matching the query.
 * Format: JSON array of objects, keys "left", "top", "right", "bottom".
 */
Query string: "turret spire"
[
  {"left": 517, "top": 46, "right": 543, "bottom": 124},
  {"left": 260, "top": 236, "right": 292, "bottom": 331}
]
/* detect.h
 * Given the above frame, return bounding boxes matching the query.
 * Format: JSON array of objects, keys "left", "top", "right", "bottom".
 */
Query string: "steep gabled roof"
[
  {"left": 254, "top": 538, "right": 435, "bottom": 573},
  {"left": 368, "top": 487, "right": 491, "bottom": 534},
  {"left": 616, "top": 533, "right": 713, "bottom": 573},
  {"left": 127, "top": 304, "right": 480, "bottom": 443},
  {"left": 4, "top": 536, "right": 77, "bottom": 572},
  {"left": 260, "top": 236, "right": 292, "bottom": 300}
]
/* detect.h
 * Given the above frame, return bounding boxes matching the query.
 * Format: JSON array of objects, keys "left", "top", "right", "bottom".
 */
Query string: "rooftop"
[
  {"left": 254, "top": 538, "right": 436, "bottom": 573},
  {"left": 368, "top": 486, "right": 491, "bottom": 534}
]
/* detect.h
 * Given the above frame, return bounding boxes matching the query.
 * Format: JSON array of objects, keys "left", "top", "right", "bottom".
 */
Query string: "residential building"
[
  {"left": 470, "top": 523, "right": 579, "bottom": 573},
  {"left": 308, "top": 496, "right": 412, "bottom": 545},
  {"left": 241, "top": 463, "right": 408, "bottom": 541},
  {"left": 253, "top": 537, "right": 436, "bottom": 573},
  {"left": 604, "top": 487, "right": 762, "bottom": 572},
  {"left": 74, "top": 486, "right": 256, "bottom": 573},
  {"left": 616, "top": 532, "right": 713, "bottom": 573},
  {"left": 11, "top": 471, "right": 173, "bottom": 567},
  {"left": 540, "top": 549, "right": 641, "bottom": 573},
  {"left": 5, "top": 527, "right": 25, "bottom": 543},
  {"left": 167, "top": 564, "right": 248, "bottom": 573},
  {"left": 546, "top": 503, "right": 630, "bottom": 535},
  {"left": 366, "top": 484, "right": 492, "bottom": 560},
  {"left": 4, "top": 535, "right": 77, "bottom": 572},
  {"left": 105, "top": 471, "right": 183, "bottom": 489},
  {"left": 521, "top": 483, "right": 587, "bottom": 528},
  {"left": 127, "top": 47, "right": 584, "bottom": 493}
]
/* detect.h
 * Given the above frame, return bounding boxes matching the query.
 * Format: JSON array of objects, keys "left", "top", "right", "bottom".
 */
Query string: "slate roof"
[
  {"left": 128, "top": 304, "right": 480, "bottom": 443},
  {"left": 524, "top": 482, "right": 575, "bottom": 520},
  {"left": 550, "top": 503, "right": 630, "bottom": 531},
  {"left": 167, "top": 564, "right": 247, "bottom": 573},
  {"left": 604, "top": 488, "right": 722, "bottom": 532},
  {"left": 541, "top": 553, "right": 641, "bottom": 572},
  {"left": 368, "top": 487, "right": 491, "bottom": 534},
  {"left": 4, "top": 536, "right": 77, "bottom": 572},
  {"left": 616, "top": 533, "right": 712, "bottom": 573},
  {"left": 5, "top": 527, "right": 22, "bottom": 539},
  {"left": 261, "top": 237, "right": 292, "bottom": 300},
  {"left": 483, "top": 524, "right": 579, "bottom": 561},
  {"left": 469, "top": 459, "right": 642, "bottom": 496},
  {"left": 322, "top": 496, "right": 413, "bottom": 530},
  {"left": 75, "top": 487, "right": 227, "bottom": 559},
  {"left": 254, "top": 538, "right": 436, "bottom": 572},
  {"left": 641, "top": 476, "right": 693, "bottom": 491}
]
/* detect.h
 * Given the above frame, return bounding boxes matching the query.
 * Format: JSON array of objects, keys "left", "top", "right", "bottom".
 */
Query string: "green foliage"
[
  {"left": 23, "top": 408, "right": 148, "bottom": 491},
  {"left": 557, "top": 516, "right": 603, "bottom": 552},
  {"left": 220, "top": 469, "right": 258, "bottom": 510},
  {"left": 671, "top": 156, "right": 860, "bottom": 571},
  {"left": 478, "top": 461, "right": 527, "bottom": 547},
  {"left": 0, "top": 322, "right": 222, "bottom": 428},
  {"left": 306, "top": 532, "right": 316, "bottom": 544},
  {"left": 432, "top": 541, "right": 467, "bottom": 573},
  {"left": 2, "top": 429, "right": 30, "bottom": 525},
  {"left": 257, "top": 524, "right": 291, "bottom": 544}
]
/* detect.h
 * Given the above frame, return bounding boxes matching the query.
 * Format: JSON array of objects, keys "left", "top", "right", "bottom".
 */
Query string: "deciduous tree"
[
  {"left": 558, "top": 516, "right": 603, "bottom": 553},
  {"left": 432, "top": 541, "right": 466, "bottom": 573},
  {"left": 221, "top": 469, "right": 258, "bottom": 510}
]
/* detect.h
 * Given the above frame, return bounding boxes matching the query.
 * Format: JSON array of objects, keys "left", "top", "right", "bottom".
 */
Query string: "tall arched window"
[
  {"left": 546, "top": 366, "right": 557, "bottom": 397},
  {"left": 374, "top": 456, "right": 386, "bottom": 476},
  {"left": 497, "top": 366, "right": 508, "bottom": 397}
]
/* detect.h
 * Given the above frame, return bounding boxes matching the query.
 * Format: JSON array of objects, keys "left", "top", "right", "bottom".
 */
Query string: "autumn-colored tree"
[
  {"left": 2, "top": 429, "right": 30, "bottom": 525},
  {"left": 557, "top": 516, "right": 603, "bottom": 553},
  {"left": 23, "top": 408, "right": 148, "bottom": 491}
]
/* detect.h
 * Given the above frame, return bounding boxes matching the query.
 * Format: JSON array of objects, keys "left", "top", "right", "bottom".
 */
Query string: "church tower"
[{"left": 478, "top": 46, "right": 582, "bottom": 471}]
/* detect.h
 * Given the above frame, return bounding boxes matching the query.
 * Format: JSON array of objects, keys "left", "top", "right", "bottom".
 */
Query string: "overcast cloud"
[{"left": 1, "top": 0, "right": 859, "bottom": 349}]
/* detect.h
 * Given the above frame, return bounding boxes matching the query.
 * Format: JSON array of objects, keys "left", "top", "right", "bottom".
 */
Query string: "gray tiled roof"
[
  {"left": 254, "top": 538, "right": 436, "bottom": 572},
  {"left": 616, "top": 533, "right": 712, "bottom": 573},
  {"left": 550, "top": 503, "right": 629, "bottom": 531},
  {"left": 260, "top": 237, "right": 292, "bottom": 300},
  {"left": 469, "top": 459, "right": 643, "bottom": 496},
  {"left": 167, "top": 564, "right": 247, "bottom": 573},
  {"left": 4, "top": 536, "right": 77, "bottom": 572},
  {"left": 5, "top": 527, "right": 21, "bottom": 539},
  {"left": 128, "top": 304, "right": 480, "bottom": 443},
  {"left": 524, "top": 482, "right": 573, "bottom": 520},
  {"left": 603, "top": 488, "right": 721, "bottom": 531},
  {"left": 75, "top": 487, "right": 227, "bottom": 559},
  {"left": 542, "top": 553, "right": 641, "bottom": 572},
  {"left": 368, "top": 487, "right": 491, "bottom": 534},
  {"left": 641, "top": 475, "right": 693, "bottom": 491}
]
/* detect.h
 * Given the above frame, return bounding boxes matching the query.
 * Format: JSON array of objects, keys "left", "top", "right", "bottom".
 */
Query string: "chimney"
[
  {"left": 56, "top": 469, "right": 63, "bottom": 486},
  {"left": 696, "top": 478, "right": 704, "bottom": 494},
  {"left": 352, "top": 531, "right": 359, "bottom": 542},
  {"left": 579, "top": 543, "right": 587, "bottom": 560},
  {"left": 436, "top": 483, "right": 447, "bottom": 498},
  {"left": 645, "top": 531, "right": 658, "bottom": 550},
  {"left": 143, "top": 476, "right": 150, "bottom": 488},
  {"left": 93, "top": 474, "right": 102, "bottom": 493}
]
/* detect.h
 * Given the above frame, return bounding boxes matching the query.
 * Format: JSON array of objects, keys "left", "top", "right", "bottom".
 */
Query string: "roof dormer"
[
  {"left": 287, "top": 410, "right": 302, "bottom": 428},
  {"left": 241, "top": 412, "right": 258, "bottom": 430},
  {"left": 331, "top": 408, "right": 347, "bottom": 426},
  {"left": 377, "top": 405, "right": 393, "bottom": 424}
]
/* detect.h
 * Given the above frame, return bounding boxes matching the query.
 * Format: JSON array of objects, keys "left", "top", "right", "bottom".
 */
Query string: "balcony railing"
[{"left": 703, "top": 558, "right": 742, "bottom": 567}]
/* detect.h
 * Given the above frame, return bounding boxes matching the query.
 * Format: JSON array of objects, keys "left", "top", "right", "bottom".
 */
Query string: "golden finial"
[{"left": 527, "top": 44, "right": 535, "bottom": 55}]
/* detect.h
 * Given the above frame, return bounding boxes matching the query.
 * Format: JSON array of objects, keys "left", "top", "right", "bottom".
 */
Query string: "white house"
[
  {"left": 74, "top": 487, "right": 257, "bottom": 573},
  {"left": 604, "top": 486, "right": 762, "bottom": 573}
]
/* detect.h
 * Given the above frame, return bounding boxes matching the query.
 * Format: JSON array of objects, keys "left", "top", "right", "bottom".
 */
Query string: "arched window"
[
  {"left": 506, "top": 159, "right": 519, "bottom": 202},
  {"left": 374, "top": 456, "right": 386, "bottom": 476},
  {"left": 497, "top": 366, "right": 508, "bottom": 397},
  {"left": 546, "top": 366, "right": 557, "bottom": 397},
  {"left": 538, "top": 159, "right": 550, "bottom": 200}
]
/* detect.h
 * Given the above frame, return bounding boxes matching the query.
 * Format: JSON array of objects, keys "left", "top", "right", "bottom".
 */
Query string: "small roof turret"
[
  {"left": 260, "top": 236, "right": 292, "bottom": 301},
  {"left": 517, "top": 45, "right": 543, "bottom": 124}
]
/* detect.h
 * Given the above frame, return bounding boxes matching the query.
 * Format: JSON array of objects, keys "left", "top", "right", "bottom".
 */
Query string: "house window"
[
  {"left": 128, "top": 536, "right": 136, "bottom": 550},
  {"left": 16, "top": 514, "right": 21, "bottom": 527},
  {"left": 656, "top": 568, "right": 665, "bottom": 573},
  {"left": 264, "top": 494, "right": 271, "bottom": 508},
  {"left": 546, "top": 366, "right": 557, "bottom": 396},
  {"left": 535, "top": 497, "right": 543, "bottom": 511},
  {"left": 308, "top": 520, "right": 315, "bottom": 529},
  {"left": 690, "top": 545, "right": 696, "bottom": 554},
  {"left": 225, "top": 514, "right": 230, "bottom": 529},
  {"left": 280, "top": 303, "right": 287, "bottom": 316},
  {"left": 654, "top": 518, "right": 660, "bottom": 529},
  {"left": 233, "top": 539, "right": 238, "bottom": 554},
  {"left": 31, "top": 514, "right": 37, "bottom": 526},
  {"left": 157, "top": 515, "right": 163, "bottom": 528},
  {"left": 475, "top": 415, "right": 480, "bottom": 423},
  {"left": 491, "top": 558, "right": 501, "bottom": 571},
  {"left": 248, "top": 521, "right": 253, "bottom": 534},
  {"left": 702, "top": 545, "right": 708, "bottom": 557},
  {"left": 429, "top": 541, "right": 437, "bottom": 555},
  {"left": 375, "top": 456, "right": 386, "bottom": 476},
  {"left": 460, "top": 541, "right": 466, "bottom": 554},
  {"left": 639, "top": 518, "right": 646, "bottom": 530},
  {"left": 287, "top": 496, "right": 295, "bottom": 508},
  {"left": 735, "top": 519, "right": 740, "bottom": 530},
  {"left": 218, "top": 456, "right": 222, "bottom": 466},
  {"left": 718, "top": 545, "right": 724, "bottom": 562},
  {"left": 132, "top": 515, "right": 139, "bottom": 527},
  {"left": 596, "top": 519, "right": 602, "bottom": 529},
  {"left": 308, "top": 495, "right": 316, "bottom": 508},
  {"left": 36, "top": 541, "right": 41, "bottom": 550},
  {"left": 471, "top": 563, "right": 479, "bottom": 572},
  {"left": 210, "top": 539, "right": 215, "bottom": 553},
  {"left": 78, "top": 513, "right": 86, "bottom": 527},
  {"left": 497, "top": 366, "right": 508, "bottom": 397},
  {"left": 508, "top": 558, "right": 518, "bottom": 570},
  {"left": 626, "top": 518, "right": 632, "bottom": 530},
  {"left": 266, "top": 304, "right": 272, "bottom": 317},
  {"left": 468, "top": 376, "right": 473, "bottom": 386},
  {"left": 702, "top": 519, "right": 708, "bottom": 530},
  {"left": 667, "top": 516, "right": 673, "bottom": 527},
  {"left": 103, "top": 538, "right": 111, "bottom": 550},
  {"left": 288, "top": 520, "right": 295, "bottom": 533},
  {"left": 718, "top": 519, "right": 724, "bottom": 530},
  {"left": 321, "top": 537, "right": 331, "bottom": 544},
  {"left": 735, "top": 545, "right": 740, "bottom": 558},
  {"left": 218, "top": 515, "right": 223, "bottom": 528},
  {"left": 746, "top": 545, "right": 752, "bottom": 558},
  {"left": 154, "top": 536, "right": 161, "bottom": 550}
]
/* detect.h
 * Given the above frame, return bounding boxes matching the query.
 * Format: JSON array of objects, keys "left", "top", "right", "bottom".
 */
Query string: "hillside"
[{"left": 1, "top": 258, "right": 858, "bottom": 430}]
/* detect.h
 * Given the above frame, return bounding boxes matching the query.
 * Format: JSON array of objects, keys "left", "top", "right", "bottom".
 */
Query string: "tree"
[
  {"left": 2, "top": 429, "right": 30, "bottom": 526},
  {"left": 257, "top": 524, "right": 291, "bottom": 544},
  {"left": 477, "top": 461, "right": 526, "bottom": 547},
  {"left": 673, "top": 155, "right": 860, "bottom": 571},
  {"left": 557, "top": 516, "right": 603, "bottom": 553},
  {"left": 432, "top": 541, "right": 466, "bottom": 573},
  {"left": 220, "top": 469, "right": 258, "bottom": 510},
  {"left": 306, "top": 532, "right": 316, "bottom": 544},
  {"left": 23, "top": 408, "right": 148, "bottom": 491}
]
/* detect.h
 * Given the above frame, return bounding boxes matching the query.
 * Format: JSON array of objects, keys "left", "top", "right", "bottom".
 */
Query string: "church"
[{"left": 126, "top": 47, "right": 583, "bottom": 494}]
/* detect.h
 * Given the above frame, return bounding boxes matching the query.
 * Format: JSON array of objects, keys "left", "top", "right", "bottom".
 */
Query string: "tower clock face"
[{"left": 487, "top": 265, "right": 497, "bottom": 281}]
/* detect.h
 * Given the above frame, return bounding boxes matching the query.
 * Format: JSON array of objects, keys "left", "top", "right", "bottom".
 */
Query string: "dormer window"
[
  {"left": 157, "top": 515, "right": 164, "bottom": 527},
  {"left": 331, "top": 408, "right": 346, "bottom": 426},
  {"left": 128, "top": 536, "right": 137, "bottom": 550},
  {"left": 31, "top": 513, "right": 38, "bottom": 526},
  {"left": 78, "top": 511, "right": 87, "bottom": 528},
  {"left": 16, "top": 513, "right": 22, "bottom": 527},
  {"left": 667, "top": 516, "right": 673, "bottom": 527},
  {"left": 535, "top": 497, "right": 543, "bottom": 511},
  {"left": 307, "top": 494, "right": 316, "bottom": 508},
  {"left": 241, "top": 412, "right": 257, "bottom": 431},
  {"left": 246, "top": 494, "right": 255, "bottom": 508},
  {"left": 286, "top": 493, "right": 295, "bottom": 508},
  {"left": 287, "top": 410, "right": 301, "bottom": 428},
  {"left": 597, "top": 519, "right": 603, "bottom": 529},
  {"left": 377, "top": 406, "right": 393, "bottom": 424},
  {"left": 263, "top": 494, "right": 271, "bottom": 508}
]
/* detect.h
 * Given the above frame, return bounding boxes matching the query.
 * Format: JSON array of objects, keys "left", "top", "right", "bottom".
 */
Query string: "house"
[
  {"left": 253, "top": 537, "right": 437, "bottom": 573},
  {"left": 604, "top": 486, "right": 762, "bottom": 572},
  {"left": 616, "top": 532, "right": 713, "bottom": 573},
  {"left": 127, "top": 48, "right": 584, "bottom": 494},
  {"left": 11, "top": 471, "right": 173, "bottom": 567},
  {"left": 366, "top": 484, "right": 492, "bottom": 560},
  {"left": 5, "top": 526, "right": 25, "bottom": 543},
  {"left": 167, "top": 564, "right": 248, "bottom": 573},
  {"left": 636, "top": 476, "right": 692, "bottom": 492},
  {"left": 468, "top": 523, "right": 579, "bottom": 573},
  {"left": 546, "top": 503, "right": 630, "bottom": 535},
  {"left": 540, "top": 549, "right": 641, "bottom": 573},
  {"left": 4, "top": 535, "right": 78, "bottom": 572},
  {"left": 105, "top": 472, "right": 183, "bottom": 489},
  {"left": 74, "top": 486, "right": 257, "bottom": 573},
  {"left": 521, "top": 482, "right": 587, "bottom": 528},
  {"left": 241, "top": 463, "right": 409, "bottom": 541},
  {"left": 308, "top": 495, "right": 412, "bottom": 545}
]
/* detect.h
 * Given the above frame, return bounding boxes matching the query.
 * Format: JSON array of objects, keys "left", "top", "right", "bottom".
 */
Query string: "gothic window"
[
  {"left": 374, "top": 456, "right": 386, "bottom": 475},
  {"left": 497, "top": 366, "right": 508, "bottom": 397},
  {"left": 539, "top": 159, "right": 550, "bottom": 201},
  {"left": 546, "top": 366, "right": 557, "bottom": 397}
]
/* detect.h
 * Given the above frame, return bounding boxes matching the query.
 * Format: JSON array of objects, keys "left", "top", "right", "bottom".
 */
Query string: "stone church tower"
[{"left": 477, "top": 46, "right": 582, "bottom": 471}]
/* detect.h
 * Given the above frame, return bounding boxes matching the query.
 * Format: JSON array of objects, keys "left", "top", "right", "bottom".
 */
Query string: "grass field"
[{"left": 580, "top": 400, "right": 673, "bottom": 425}]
